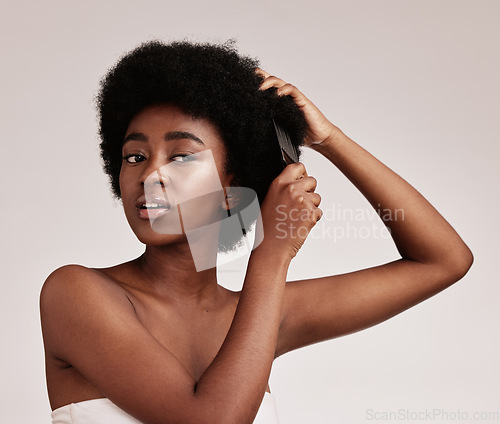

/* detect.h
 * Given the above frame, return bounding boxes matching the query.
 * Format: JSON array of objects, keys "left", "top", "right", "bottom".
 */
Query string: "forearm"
[
  {"left": 194, "top": 244, "right": 290, "bottom": 423},
  {"left": 312, "top": 128, "right": 473, "bottom": 268}
]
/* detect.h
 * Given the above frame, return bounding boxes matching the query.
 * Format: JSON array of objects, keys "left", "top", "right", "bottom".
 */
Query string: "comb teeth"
[{"left": 273, "top": 119, "right": 299, "bottom": 166}]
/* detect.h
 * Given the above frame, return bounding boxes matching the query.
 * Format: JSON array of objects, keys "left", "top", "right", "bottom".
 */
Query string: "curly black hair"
[{"left": 97, "top": 39, "right": 307, "bottom": 251}]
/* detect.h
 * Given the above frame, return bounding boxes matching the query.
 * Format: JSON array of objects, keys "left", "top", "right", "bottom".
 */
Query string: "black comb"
[{"left": 273, "top": 119, "right": 299, "bottom": 167}]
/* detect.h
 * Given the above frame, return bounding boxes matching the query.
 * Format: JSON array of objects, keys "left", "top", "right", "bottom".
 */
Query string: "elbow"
[
  {"left": 442, "top": 244, "right": 474, "bottom": 284},
  {"left": 454, "top": 243, "right": 474, "bottom": 280},
  {"left": 420, "top": 241, "right": 474, "bottom": 291}
]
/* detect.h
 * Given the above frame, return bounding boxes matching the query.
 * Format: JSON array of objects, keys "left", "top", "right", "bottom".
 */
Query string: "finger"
[
  {"left": 293, "top": 176, "right": 317, "bottom": 193},
  {"left": 255, "top": 67, "right": 271, "bottom": 78},
  {"left": 299, "top": 191, "right": 321, "bottom": 210},
  {"left": 259, "top": 75, "right": 288, "bottom": 91},
  {"left": 301, "top": 204, "right": 323, "bottom": 224},
  {"left": 308, "top": 192, "right": 321, "bottom": 207},
  {"left": 314, "top": 207, "right": 323, "bottom": 222},
  {"left": 283, "top": 162, "right": 307, "bottom": 180},
  {"left": 289, "top": 162, "right": 308, "bottom": 178},
  {"left": 275, "top": 83, "right": 309, "bottom": 107}
]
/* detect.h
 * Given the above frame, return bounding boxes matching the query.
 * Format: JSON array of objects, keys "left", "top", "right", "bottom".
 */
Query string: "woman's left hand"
[{"left": 256, "top": 68, "right": 338, "bottom": 147}]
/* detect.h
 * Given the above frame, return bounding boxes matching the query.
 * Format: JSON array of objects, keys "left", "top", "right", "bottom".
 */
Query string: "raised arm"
[
  {"left": 40, "top": 164, "right": 322, "bottom": 424},
  {"left": 256, "top": 70, "right": 473, "bottom": 356}
]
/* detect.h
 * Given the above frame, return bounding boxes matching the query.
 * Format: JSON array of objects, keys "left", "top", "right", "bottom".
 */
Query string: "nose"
[{"left": 140, "top": 160, "right": 170, "bottom": 189}]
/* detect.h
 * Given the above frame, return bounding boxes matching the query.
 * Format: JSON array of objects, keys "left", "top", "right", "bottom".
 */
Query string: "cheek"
[
  {"left": 118, "top": 167, "right": 128, "bottom": 195},
  {"left": 118, "top": 167, "right": 139, "bottom": 207},
  {"left": 164, "top": 152, "right": 225, "bottom": 205}
]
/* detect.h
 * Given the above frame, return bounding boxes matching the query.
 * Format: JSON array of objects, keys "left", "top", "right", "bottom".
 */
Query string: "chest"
[{"left": 130, "top": 294, "right": 237, "bottom": 381}]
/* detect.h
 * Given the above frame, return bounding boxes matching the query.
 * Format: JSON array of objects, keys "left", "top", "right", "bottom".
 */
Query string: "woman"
[{"left": 40, "top": 40, "right": 473, "bottom": 424}]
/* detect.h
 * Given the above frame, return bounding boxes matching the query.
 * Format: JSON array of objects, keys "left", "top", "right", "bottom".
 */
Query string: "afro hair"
[{"left": 97, "top": 39, "right": 307, "bottom": 251}]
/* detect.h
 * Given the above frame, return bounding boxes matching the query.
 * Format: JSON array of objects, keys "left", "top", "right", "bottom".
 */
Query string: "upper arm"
[
  {"left": 40, "top": 265, "right": 202, "bottom": 424},
  {"left": 276, "top": 256, "right": 473, "bottom": 358}
]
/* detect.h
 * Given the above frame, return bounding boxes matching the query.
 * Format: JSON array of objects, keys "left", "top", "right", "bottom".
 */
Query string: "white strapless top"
[{"left": 51, "top": 392, "right": 279, "bottom": 424}]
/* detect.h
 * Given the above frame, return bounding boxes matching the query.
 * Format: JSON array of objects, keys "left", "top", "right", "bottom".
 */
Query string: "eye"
[
  {"left": 123, "top": 154, "right": 146, "bottom": 164},
  {"left": 172, "top": 153, "right": 197, "bottom": 163}
]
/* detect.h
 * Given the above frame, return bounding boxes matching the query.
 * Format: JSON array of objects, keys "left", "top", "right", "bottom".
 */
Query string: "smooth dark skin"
[{"left": 40, "top": 71, "right": 473, "bottom": 424}]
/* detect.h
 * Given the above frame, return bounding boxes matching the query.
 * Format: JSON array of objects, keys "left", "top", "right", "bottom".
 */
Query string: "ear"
[
  {"left": 220, "top": 173, "right": 240, "bottom": 212},
  {"left": 221, "top": 185, "right": 242, "bottom": 212}
]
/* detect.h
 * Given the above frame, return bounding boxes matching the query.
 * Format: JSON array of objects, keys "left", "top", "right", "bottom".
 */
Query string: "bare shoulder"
[
  {"left": 41, "top": 264, "right": 130, "bottom": 310},
  {"left": 40, "top": 264, "right": 135, "bottom": 361},
  {"left": 40, "top": 264, "right": 131, "bottom": 305}
]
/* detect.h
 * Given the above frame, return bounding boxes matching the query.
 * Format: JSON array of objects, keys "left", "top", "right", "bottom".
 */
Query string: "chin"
[{"left": 133, "top": 227, "right": 188, "bottom": 247}]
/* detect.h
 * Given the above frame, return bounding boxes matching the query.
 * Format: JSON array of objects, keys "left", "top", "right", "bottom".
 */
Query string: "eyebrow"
[{"left": 123, "top": 131, "right": 205, "bottom": 145}]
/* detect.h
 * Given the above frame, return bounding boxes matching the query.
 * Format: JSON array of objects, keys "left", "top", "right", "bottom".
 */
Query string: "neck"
[{"left": 131, "top": 225, "right": 224, "bottom": 306}]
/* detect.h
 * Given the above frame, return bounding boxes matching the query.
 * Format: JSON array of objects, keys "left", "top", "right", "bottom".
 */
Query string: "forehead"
[{"left": 125, "top": 103, "right": 225, "bottom": 150}]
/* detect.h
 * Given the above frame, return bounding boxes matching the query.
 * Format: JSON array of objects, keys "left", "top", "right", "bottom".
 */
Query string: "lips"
[
  {"left": 136, "top": 193, "right": 169, "bottom": 208},
  {"left": 136, "top": 194, "right": 171, "bottom": 219}
]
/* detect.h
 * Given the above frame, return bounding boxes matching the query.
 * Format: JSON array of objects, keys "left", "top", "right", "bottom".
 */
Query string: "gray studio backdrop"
[{"left": 1, "top": 0, "right": 498, "bottom": 423}]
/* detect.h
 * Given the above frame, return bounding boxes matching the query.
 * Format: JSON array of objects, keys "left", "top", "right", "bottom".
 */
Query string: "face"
[{"left": 119, "top": 103, "right": 234, "bottom": 246}]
